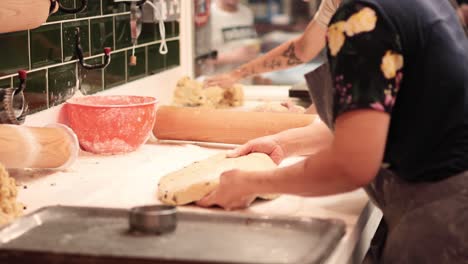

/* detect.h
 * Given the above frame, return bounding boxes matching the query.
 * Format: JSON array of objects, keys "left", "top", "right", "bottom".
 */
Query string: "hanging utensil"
[
  {"left": 0, "top": 71, "right": 27, "bottom": 125},
  {"left": 129, "top": 1, "right": 143, "bottom": 66}
]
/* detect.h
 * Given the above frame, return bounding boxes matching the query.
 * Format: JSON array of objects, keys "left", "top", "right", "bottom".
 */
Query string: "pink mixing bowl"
[{"left": 65, "top": 95, "right": 158, "bottom": 154}]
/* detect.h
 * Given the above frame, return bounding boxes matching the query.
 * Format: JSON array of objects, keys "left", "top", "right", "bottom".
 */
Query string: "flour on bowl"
[
  {"left": 81, "top": 138, "right": 135, "bottom": 155},
  {"left": 65, "top": 95, "right": 158, "bottom": 155}
]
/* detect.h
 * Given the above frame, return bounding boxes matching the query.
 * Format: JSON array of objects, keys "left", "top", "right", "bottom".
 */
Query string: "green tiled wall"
[{"left": 0, "top": 0, "right": 180, "bottom": 114}]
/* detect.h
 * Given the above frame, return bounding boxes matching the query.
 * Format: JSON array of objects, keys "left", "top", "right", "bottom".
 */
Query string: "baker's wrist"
[
  {"left": 244, "top": 170, "right": 276, "bottom": 195},
  {"left": 231, "top": 68, "right": 247, "bottom": 80},
  {"left": 272, "top": 133, "right": 293, "bottom": 158}
]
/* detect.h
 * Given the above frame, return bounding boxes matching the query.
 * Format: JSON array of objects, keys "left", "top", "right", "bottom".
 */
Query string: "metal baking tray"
[{"left": 0, "top": 206, "right": 346, "bottom": 264}]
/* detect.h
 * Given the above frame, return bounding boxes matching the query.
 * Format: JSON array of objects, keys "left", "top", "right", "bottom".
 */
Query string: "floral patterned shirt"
[
  {"left": 325, "top": 0, "right": 468, "bottom": 181},
  {"left": 327, "top": 3, "right": 404, "bottom": 119}
]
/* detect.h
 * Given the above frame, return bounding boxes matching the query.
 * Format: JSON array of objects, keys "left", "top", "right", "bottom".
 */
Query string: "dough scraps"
[{"left": 0, "top": 163, "right": 23, "bottom": 226}]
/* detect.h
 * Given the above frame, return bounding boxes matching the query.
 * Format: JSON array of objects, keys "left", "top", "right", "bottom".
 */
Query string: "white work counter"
[
  {"left": 11, "top": 141, "right": 381, "bottom": 264},
  {"left": 10, "top": 84, "right": 382, "bottom": 263}
]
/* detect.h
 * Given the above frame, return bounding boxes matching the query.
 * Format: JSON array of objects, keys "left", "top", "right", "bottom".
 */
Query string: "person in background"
[
  {"left": 208, "top": 0, "right": 262, "bottom": 79},
  {"left": 205, "top": 0, "right": 340, "bottom": 90},
  {"left": 198, "top": 0, "right": 468, "bottom": 263},
  {"left": 206, "top": 0, "right": 464, "bottom": 88},
  {"left": 205, "top": 0, "right": 340, "bottom": 112}
]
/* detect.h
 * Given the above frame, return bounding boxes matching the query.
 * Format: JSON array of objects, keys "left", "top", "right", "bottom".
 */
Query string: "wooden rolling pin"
[
  {"left": 153, "top": 106, "right": 316, "bottom": 144},
  {"left": 0, "top": 124, "right": 79, "bottom": 169},
  {"left": 0, "top": 0, "right": 55, "bottom": 34}
]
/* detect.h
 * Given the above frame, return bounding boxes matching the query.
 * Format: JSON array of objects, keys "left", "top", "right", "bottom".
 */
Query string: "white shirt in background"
[
  {"left": 210, "top": 3, "right": 256, "bottom": 51},
  {"left": 210, "top": 2, "right": 259, "bottom": 75}
]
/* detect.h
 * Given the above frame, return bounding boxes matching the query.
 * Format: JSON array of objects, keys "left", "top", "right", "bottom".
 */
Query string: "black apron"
[{"left": 305, "top": 65, "right": 468, "bottom": 264}]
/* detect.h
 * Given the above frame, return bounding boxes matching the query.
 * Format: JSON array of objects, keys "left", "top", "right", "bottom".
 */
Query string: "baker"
[
  {"left": 204, "top": 0, "right": 261, "bottom": 82},
  {"left": 199, "top": 0, "right": 468, "bottom": 263},
  {"left": 204, "top": 0, "right": 340, "bottom": 100}
]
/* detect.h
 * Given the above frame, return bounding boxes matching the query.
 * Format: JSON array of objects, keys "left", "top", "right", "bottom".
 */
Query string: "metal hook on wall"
[
  {"left": 58, "top": 0, "right": 89, "bottom": 14},
  {"left": 75, "top": 28, "right": 112, "bottom": 70},
  {"left": 133, "top": 0, "right": 148, "bottom": 6},
  {"left": 113, "top": 0, "right": 147, "bottom": 7},
  {"left": 49, "top": 0, "right": 59, "bottom": 15}
]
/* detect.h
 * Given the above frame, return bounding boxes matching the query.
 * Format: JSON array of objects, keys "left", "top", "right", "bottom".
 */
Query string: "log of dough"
[{"left": 157, "top": 153, "right": 278, "bottom": 206}]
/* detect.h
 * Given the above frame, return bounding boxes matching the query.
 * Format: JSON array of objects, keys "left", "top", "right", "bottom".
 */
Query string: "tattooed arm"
[{"left": 204, "top": 15, "right": 328, "bottom": 88}]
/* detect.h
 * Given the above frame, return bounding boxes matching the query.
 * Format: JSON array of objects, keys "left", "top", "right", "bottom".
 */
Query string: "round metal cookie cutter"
[{"left": 128, "top": 205, "right": 177, "bottom": 235}]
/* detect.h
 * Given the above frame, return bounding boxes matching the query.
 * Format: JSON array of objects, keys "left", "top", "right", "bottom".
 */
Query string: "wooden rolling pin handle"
[
  {"left": 153, "top": 106, "right": 317, "bottom": 144},
  {"left": 0, "top": 124, "right": 79, "bottom": 169},
  {"left": 0, "top": 0, "right": 52, "bottom": 34}
]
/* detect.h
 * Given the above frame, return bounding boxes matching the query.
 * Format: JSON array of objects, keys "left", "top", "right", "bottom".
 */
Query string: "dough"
[
  {"left": 172, "top": 77, "right": 207, "bottom": 107},
  {"left": 0, "top": 163, "right": 23, "bottom": 226},
  {"left": 220, "top": 84, "right": 244, "bottom": 107},
  {"left": 158, "top": 153, "right": 278, "bottom": 206},
  {"left": 172, "top": 77, "right": 244, "bottom": 108},
  {"left": 253, "top": 101, "right": 306, "bottom": 113}
]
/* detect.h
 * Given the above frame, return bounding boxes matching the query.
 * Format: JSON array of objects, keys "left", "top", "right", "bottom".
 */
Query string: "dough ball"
[
  {"left": 173, "top": 77, "right": 207, "bottom": 107},
  {"left": 172, "top": 77, "right": 244, "bottom": 108}
]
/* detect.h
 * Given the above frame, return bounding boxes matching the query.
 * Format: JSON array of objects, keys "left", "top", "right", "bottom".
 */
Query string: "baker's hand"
[
  {"left": 204, "top": 72, "right": 239, "bottom": 89},
  {"left": 227, "top": 136, "right": 285, "bottom": 164},
  {"left": 196, "top": 169, "right": 257, "bottom": 210}
]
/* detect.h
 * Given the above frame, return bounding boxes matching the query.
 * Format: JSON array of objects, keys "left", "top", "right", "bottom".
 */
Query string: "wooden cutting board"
[
  {"left": 153, "top": 106, "right": 316, "bottom": 144},
  {"left": 0, "top": 0, "right": 51, "bottom": 34}
]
